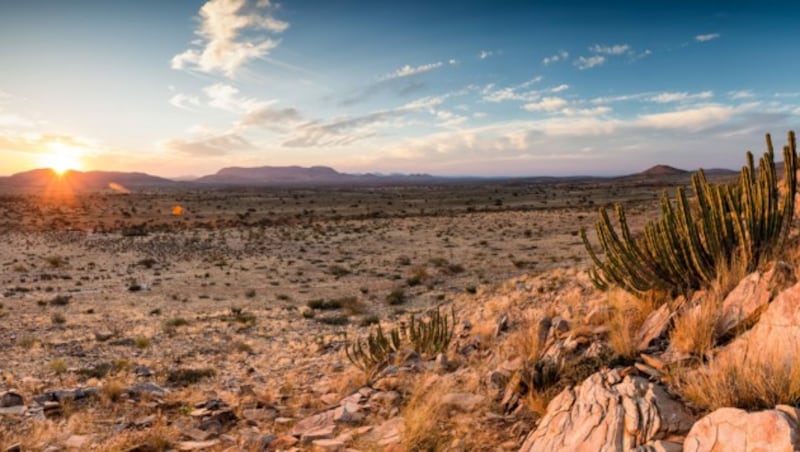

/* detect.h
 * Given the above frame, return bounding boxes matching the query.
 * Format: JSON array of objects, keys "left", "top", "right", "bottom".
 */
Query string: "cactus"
[
  {"left": 582, "top": 131, "right": 797, "bottom": 296},
  {"left": 345, "top": 305, "right": 456, "bottom": 373}
]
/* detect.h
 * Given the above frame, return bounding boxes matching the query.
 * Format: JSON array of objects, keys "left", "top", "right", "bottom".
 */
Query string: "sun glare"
[{"left": 42, "top": 142, "right": 85, "bottom": 175}]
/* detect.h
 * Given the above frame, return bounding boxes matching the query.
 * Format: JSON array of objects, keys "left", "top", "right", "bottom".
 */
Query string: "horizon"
[{"left": 1, "top": 1, "right": 799, "bottom": 178}]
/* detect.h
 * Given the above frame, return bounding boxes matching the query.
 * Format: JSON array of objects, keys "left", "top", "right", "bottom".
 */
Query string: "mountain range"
[{"left": 0, "top": 164, "right": 740, "bottom": 192}]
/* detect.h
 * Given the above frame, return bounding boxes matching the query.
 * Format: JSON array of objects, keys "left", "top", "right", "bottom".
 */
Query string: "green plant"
[
  {"left": 345, "top": 306, "right": 456, "bottom": 373},
  {"left": 582, "top": 132, "right": 797, "bottom": 296}
]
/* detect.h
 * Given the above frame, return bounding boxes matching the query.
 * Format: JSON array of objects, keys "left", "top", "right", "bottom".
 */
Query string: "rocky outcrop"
[
  {"left": 715, "top": 280, "right": 800, "bottom": 362},
  {"left": 717, "top": 264, "right": 795, "bottom": 337},
  {"left": 520, "top": 369, "right": 694, "bottom": 452},
  {"left": 684, "top": 405, "right": 800, "bottom": 451}
]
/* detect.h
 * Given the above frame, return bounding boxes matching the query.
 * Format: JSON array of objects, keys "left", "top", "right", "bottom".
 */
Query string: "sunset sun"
[{"left": 41, "top": 142, "right": 84, "bottom": 175}]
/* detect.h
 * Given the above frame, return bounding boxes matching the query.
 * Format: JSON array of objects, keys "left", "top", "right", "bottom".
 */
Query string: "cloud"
[
  {"left": 380, "top": 61, "right": 444, "bottom": 81},
  {"left": 171, "top": 0, "right": 288, "bottom": 77},
  {"left": 542, "top": 50, "right": 569, "bottom": 65},
  {"left": 574, "top": 55, "right": 605, "bottom": 70},
  {"left": 560, "top": 106, "right": 612, "bottom": 116},
  {"left": 523, "top": 97, "right": 568, "bottom": 112},
  {"left": 589, "top": 44, "right": 630, "bottom": 55},
  {"left": 729, "top": 90, "right": 754, "bottom": 100},
  {"left": 481, "top": 76, "right": 543, "bottom": 103},
  {"left": 478, "top": 50, "right": 494, "bottom": 60},
  {"left": 163, "top": 132, "right": 255, "bottom": 156},
  {"left": 649, "top": 91, "right": 713, "bottom": 103},
  {"left": 635, "top": 104, "right": 736, "bottom": 130},
  {"left": 202, "top": 83, "right": 301, "bottom": 130},
  {"left": 695, "top": 33, "right": 720, "bottom": 42},
  {"left": 169, "top": 93, "right": 202, "bottom": 111},
  {"left": 550, "top": 84, "right": 569, "bottom": 93}
]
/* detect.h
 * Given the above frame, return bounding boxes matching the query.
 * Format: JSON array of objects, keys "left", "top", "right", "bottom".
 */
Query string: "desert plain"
[{"left": 0, "top": 170, "right": 751, "bottom": 450}]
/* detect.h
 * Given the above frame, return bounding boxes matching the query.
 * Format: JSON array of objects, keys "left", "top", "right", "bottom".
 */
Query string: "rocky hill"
[
  {"left": 0, "top": 169, "right": 174, "bottom": 192},
  {"left": 194, "top": 165, "right": 439, "bottom": 186}
]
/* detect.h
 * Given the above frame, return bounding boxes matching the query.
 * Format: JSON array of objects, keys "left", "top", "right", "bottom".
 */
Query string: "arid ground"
[{"left": 0, "top": 173, "right": 736, "bottom": 449}]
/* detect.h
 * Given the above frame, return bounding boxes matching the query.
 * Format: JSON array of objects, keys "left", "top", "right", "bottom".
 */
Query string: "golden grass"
[
  {"left": 676, "top": 347, "right": 800, "bottom": 412},
  {"left": 402, "top": 375, "right": 451, "bottom": 451},
  {"left": 670, "top": 294, "right": 722, "bottom": 357},
  {"left": 605, "top": 288, "right": 658, "bottom": 359}
]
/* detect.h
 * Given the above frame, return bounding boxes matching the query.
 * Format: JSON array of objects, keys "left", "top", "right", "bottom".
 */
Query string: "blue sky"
[{"left": 1, "top": 0, "right": 799, "bottom": 177}]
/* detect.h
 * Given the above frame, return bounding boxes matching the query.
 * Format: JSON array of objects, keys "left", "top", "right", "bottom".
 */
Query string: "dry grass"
[
  {"left": 101, "top": 416, "right": 176, "bottom": 451},
  {"left": 670, "top": 294, "right": 722, "bottom": 357},
  {"left": 676, "top": 347, "right": 800, "bottom": 412},
  {"left": 402, "top": 375, "right": 451, "bottom": 451},
  {"left": 605, "top": 288, "right": 658, "bottom": 358}
]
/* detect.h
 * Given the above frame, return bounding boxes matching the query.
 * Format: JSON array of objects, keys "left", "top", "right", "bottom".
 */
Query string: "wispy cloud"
[
  {"left": 649, "top": 91, "right": 713, "bottom": 103},
  {"left": 589, "top": 44, "right": 630, "bottom": 55},
  {"left": 171, "top": 0, "right": 288, "bottom": 77},
  {"left": 728, "top": 90, "right": 754, "bottom": 100},
  {"left": 169, "top": 93, "right": 202, "bottom": 111},
  {"left": 550, "top": 84, "right": 569, "bottom": 93},
  {"left": 523, "top": 97, "right": 568, "bottom": 112},
  {"left": 203, "top": 83, "right": 301, "bottom": 130},
  {"left": 163, "top": 132, "right": 255, "bottom": 156},
  {"left": 635, "top": 104, "right": 737, "bottom": 130},
  {"left": 478, "top": 50, "right": 494, "bottom": 60},
  {"left": 542, "top": 50, "right": 569, "bottom": 65},
  {"left": 695, "top": 33, "right": 720, "bottom": 42},
  {"left": 574, "top": 55, "right": 605, "bottom": 70},
  {"left": 380, "top": 61, "right": 444, "bottom": 81},
  {"left": 481, "top": 76, "right": 543, "bottom": 103}
]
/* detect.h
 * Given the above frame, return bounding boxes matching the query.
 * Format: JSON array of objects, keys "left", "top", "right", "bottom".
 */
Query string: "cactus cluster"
[
  {"left": 582, "top": 132, "right": 797, "bottom": 296},
  {"left": 345, "top": 305, "right": 456, "bottom": 373}
]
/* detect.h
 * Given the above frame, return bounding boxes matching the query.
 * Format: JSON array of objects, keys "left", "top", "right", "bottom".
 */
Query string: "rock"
[
  {"left": 635, "top": 440, "right": 683, "bottom": 452},
  {"left": 33, "top": 387, "right": 99, "bottom": 404},
  {"left": 127, "top": 382, "right": 168, "bottom": 398},
  {"left": 292, "top": 409, "right": 338, "bottom": 438},
  {"left": 301, "top": 425, "right": 336, "bottom": 444},
  {"left": 182, "top": 427, "right": 214, "bottom": 441},
  {"left": 495, "top": 312, "right": 510, "bottom": 336},
  {"left": 0, "top": 406, "right": 26, "bottom": 416},
  {"left": 270, "top": 434, "right": 299, "bottom": 448},
  {"left": 635, "top": 303, "right": 671, "bottom": 351},
  {"left": 312, "top": 438, "right": 345, "bottom": 451},
  {"left": 520, "top": 369, "right": 695, "bottom": 451},
  {"left": 718, "top": 270, "right": 773, "bottom": 336},
  {"left": 5, "top": 443, "right": 21, "bottom": 452},
  {"left": 133, "top": 365, "right": 154, "bottom": 377},
  {"left": 0, "top": 392, "right": 24, "bottom": 407},
  {"left": 94, "top": 331, "right": 113, "bottom": 341},
  {"left": 175, "top": 440, "right": 220, "bottom": 450},
  {"left": 64, "top": 435, "right": 90, "bottom": 449},
  {"left": 373, "top": 416, "right": 403, "bottom": 447},
  {"left": 684, "top": 405, "right": 800, "bottom": 452},
  {"left": 440, "top": 392, "right": 485, "bottom": 412},
  {"left": 716, "top": 280, "right": 800, "bottom": 362}
]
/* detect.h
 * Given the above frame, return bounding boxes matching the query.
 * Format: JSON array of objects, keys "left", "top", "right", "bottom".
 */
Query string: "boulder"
[
  {"left": 684, "top": 405, "right": 800, "bottom": 451},
  {"left": 635, "top": 303, "right": 672, "bottom": 351},
  {"left": 520, "top": 369, "right": 694, "bottom": 451},
  {"left": 716, "top": 280, "right": 800, "bottom": 362},
  {"left": 0, "top": 392, "right": 24, "bottom": 407}
]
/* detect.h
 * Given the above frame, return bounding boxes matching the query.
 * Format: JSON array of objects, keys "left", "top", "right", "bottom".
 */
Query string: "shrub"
[
  {"left": 166, "top": 368, "right": 215, "bottom": 387},
  {"left": 386, "top": 288, "right": 406, "bottom": 305},
  {"left": 345, "top": 306, "right": 455, "bottom": 373},
  {"left": 582, "top": 132, "right": 797, "bottom": 297}
]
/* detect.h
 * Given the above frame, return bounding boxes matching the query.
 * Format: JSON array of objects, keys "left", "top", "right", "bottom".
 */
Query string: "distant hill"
[
  {"left": 635, "top": 165, "right": 689, "bottom": 178},
  {"left": 194, "top": 165, "right": 440, "bottom": 186},
  {"left": 0, "top": 169, "right": 174, "bottom": 192}
]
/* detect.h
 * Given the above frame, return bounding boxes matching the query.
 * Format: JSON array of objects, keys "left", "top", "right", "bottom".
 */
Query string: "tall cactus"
[{"left": 582, "top": 131, "right": 797, "bottom": 296}]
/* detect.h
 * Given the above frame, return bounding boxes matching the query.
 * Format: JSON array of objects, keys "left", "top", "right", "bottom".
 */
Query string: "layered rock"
[
  {"left": 520, "top": 369, "right": 694, "bottom": 452},
  {"left": 684, "top": 405, "right": 800, "bottom": 451}
]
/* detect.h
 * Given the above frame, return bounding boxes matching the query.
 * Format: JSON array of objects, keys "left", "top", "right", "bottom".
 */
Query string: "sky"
[{"left": 1, "top": 0, "right": 799, "bottom": 178}]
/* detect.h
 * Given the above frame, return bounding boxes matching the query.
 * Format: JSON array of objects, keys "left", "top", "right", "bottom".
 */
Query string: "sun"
[{"left": 41, "top": 142, "right": 85, "bottom": 175}]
